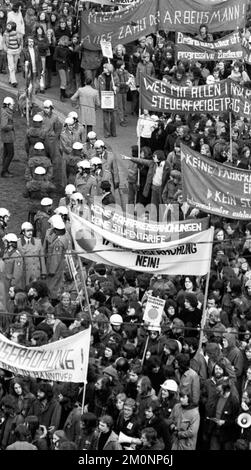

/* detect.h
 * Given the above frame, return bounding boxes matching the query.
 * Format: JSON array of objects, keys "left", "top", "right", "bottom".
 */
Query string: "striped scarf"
[{"left": 7, "top": 31, "right": 19, "bottom": 50}]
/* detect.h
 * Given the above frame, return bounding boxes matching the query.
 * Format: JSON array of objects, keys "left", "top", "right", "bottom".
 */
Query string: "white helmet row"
[
  {"left": 0, "top": 208, "right": 10, "bottom": 218},
  {"left": 34, "top": 166, "right": 46, "bottom": 175},
  {"left": 21, "top": 222, "right": 33, "bottom": 231},
  {"left": 91, "top": 156, "right": 102, "bottom": 166},
  {"left": 3, "top": 233, "right": 18, "bottom": 243},
  {"left": 94, "top": 140, "right": 105, "bottom": 149},
  {"left": 72, "top": 142, "right": 83, "bottom": 150},
  {"left": 41, "top": 197, "right": 53, "bottom": 206},
  {"left": 49, "top": 214, "right": 65, "bottom": 230},
  {"left": 43, "top": 99, "right": 53, "bottom": 108},
  {"left": 3, "top": 97, "right": 14, "bottom": 106},
  {"left": 87, "top": 131, "right": 97, "bottom": 140},
  {"left": 77, "top": 160, "right": 91, "bottom": 169},
  {"left": 65, "top": 184, "right": 76, "bottom": 195},
  {"left": 54, "top": 206, "right": 69, "bottom": 216},
  {"left": 68, "top": 111, "right": 78, "bottom": 120},
  {"left": 64, "top": 116, "right": 74, "bottom": 126},
  {"left": 34, "top": 142, "right": 44, "bottom": 150},
  {"left": 71, "top": 192, "right": 84, "bottom": 202},
  {"left": 33, "top": 114, "right": 43, "bottom": 122}
]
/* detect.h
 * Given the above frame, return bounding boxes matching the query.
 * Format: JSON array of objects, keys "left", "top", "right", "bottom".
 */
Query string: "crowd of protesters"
[
  {"left": 1, "top": 0, "right": 251, "bottom": 453},
  {"left": 1, "top": 205, "right": 251, "bottom": 450}
]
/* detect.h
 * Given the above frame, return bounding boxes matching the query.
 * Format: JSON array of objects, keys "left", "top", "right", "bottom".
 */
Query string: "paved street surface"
[{"left": 0, "top": 72, "right": 137, "bottom": 210}]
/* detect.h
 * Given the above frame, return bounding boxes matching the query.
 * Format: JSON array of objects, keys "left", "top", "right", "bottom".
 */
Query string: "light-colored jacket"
[
  {"left": 100, "top": 150, "right": 120, "bottom": 189},
  {"left": 168, "top": 404, "right": 200, "bottom": 450},
  {"left": 71, "top": 85, "right": 100, "bottom": 126},
  {"left": 7, "top": 11, "right": 25, "bottom": 35},
  {"left": 17, "top": 236, "right": 47, "bottom": 286}
]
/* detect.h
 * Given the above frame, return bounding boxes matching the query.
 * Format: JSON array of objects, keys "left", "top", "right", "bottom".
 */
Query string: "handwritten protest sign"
[
  {"left": 70, "top": 211, "right": 214, "bottom": 275},
  {"left": 143, "top": 295, "right": 165, "bottom": 326},
  {"left": 81, "top": 0, "right": 248, "bottom": 49},
  {"left": 101, "top": 91, "right": 115, "bottom": 109},
  {"left": 0, "top": 328, "right": 91, "bottom": 383},
  {"left": 140, "top": 75, "right": 251, "bottom": 117},
  {"left": 100, "top": 39, "right": 113, "bottom": 58},
  {"left": 175, "top": 31, "right": 244, "bottom": 62},
  {"left": 181, "top": 144, "right": 251, "bottom": 220}
]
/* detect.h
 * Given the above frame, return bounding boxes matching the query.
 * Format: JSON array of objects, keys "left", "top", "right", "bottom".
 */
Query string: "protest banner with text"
[
  {"left": 181, "top": 144, "right": 251, "bottom": 220},
  {"left": 70, "top": 211, "right": 214, "bottom": 275},
  {"left": 81, "top": 0, "right": 248, "bottom": 49},
  {"left": 175, "top": 31, "right": 244, "bottom": 62},
  {"left": 90, "top": 204, "right": 209, "bottom": 244},
  {"left": 0, "top": 328, "right": 91, "bottom": 383},
  {"left": 140, "top": 75, "right": 251, "bottom": 117}
]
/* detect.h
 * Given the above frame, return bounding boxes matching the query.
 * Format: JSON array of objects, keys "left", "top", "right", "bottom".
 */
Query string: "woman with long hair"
[
  {"left": 87, "top": 376, "right": 112, "bottom": 418},
  {"left": 136, "top": 376, "right": 157, "bottom": 422},
  {"left": 53, "top": 35, "right": 72, "bottom": 101},
  {"left": 13, "top": 291, "right": 30, "bottom": 314},
  {"left": 34, "top": 25, "right": 49, "bottom": 92},
  {"left": 9, "top": 377, "right": 36, "bottom": 418},
  {"left": 34, "top": 11, "right": 48, "bottom": 35},
  {"left": 24, "top": 415, "right": 48, "bottom": 449},
  {"left": 45, "top": 27, "right": 56, "bottom": 87}
]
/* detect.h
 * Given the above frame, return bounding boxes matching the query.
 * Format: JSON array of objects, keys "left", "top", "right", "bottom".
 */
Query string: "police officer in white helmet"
[
  {"left": 17, "top": 221, "right": 47, "bottom": 285},
  {"left": 75, "top": 160, "right": 97, "bottom": 205},
  {"left": 59, "top": 184, "right": 76, "bottom": 207},
  {"left": 33, "top": 197, "right": 53, "bottom": 243},
  {"left": 25, "top": 142, "right": 53, "bottom": 182},
  {"left": 24, "top": 113, "right": 49, "bottom": 158},
  {"left": 3, "top": 233, "right": 23, "bottom": 290},
  {"left": 67, "top": 142, "right": 85, "bottom": 184},
  {"left": 39, "top": 100, "right": 62, "bottom": 162},
  {"left": 44, "top": 214, "right": 72, "bottom": 303},
  {"left": 82, "top": 130, "right": 97, "bottom": 160}
]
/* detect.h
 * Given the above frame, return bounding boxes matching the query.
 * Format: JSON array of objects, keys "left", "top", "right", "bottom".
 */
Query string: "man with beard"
[
  {"left": 27, "top": 279, "right": 51, "bottom": 320},
  {"left": 209, "top": 380, "right": 240, "bottom": 450},
  {"left": 200, "top": 362, "right": 239, "bottom": 449},
  {"left": 205, "top": 342, "right": 237, "bottom": 381},
  {"left": 27, "top": 382, "right": 61, "bottom": 436}
]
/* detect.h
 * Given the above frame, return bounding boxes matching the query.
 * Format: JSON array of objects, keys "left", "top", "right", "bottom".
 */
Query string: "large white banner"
[
  {"left": 70, "top": 211, "right": 214, "bottom": 275},
  {"left": 0, "top": 327, "right": 91, "bottom": 383}
]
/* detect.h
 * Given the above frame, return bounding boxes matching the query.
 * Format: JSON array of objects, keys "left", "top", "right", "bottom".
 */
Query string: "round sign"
[
  {"left": 147, "top": 308, "right": 159, "bottom": 320},
  {"left": 75, "top": 228, "right": 97, "bottom": 252}
]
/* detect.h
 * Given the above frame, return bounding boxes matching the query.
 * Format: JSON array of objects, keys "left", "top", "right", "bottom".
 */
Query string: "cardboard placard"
[
  {"left": 100, "top": 40, "right": 113, "bottom": 59},
  {"left": 143, "top": 295, "right": 165, "bottom": 326},
  {"left": 101, "top": 90, "right": 115, "bottom": 109}
]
